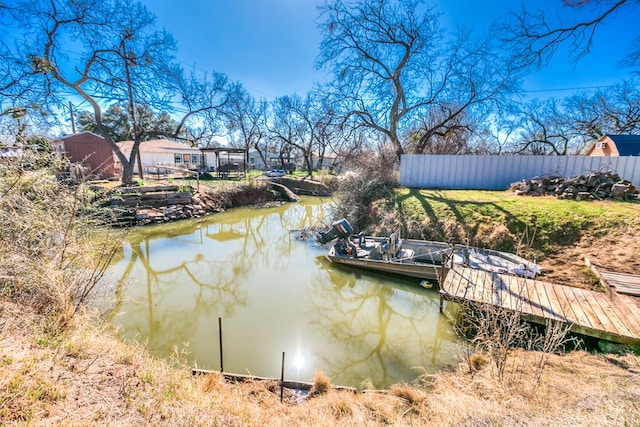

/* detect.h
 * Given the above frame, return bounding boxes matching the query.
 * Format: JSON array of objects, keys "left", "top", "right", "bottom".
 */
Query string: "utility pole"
[{"left": 69, "top": 102, "right": 76, "bottom": 133}]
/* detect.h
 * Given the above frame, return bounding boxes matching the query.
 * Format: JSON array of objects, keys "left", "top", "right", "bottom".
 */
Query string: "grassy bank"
[
  {"left": 2, "top": 161, "right": 640, "bottom": 425},
  {"left": 362, "top": 188, "right": 640, "bottom": 289}
]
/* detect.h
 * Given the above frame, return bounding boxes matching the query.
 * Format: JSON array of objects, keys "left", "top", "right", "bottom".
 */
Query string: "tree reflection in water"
[
  {"left": 309, "top": 257, "right": 460, "bottom": 388},
  {"left": 107, "top": 198, "right": 331, "bottom": 365},
  {"left": 106, "top": 198, "right": 460, "bottom": 388}
]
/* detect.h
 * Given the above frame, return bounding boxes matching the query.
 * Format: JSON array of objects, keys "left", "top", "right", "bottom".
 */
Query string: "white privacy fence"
[{"left": 400, "top": 154, "right": 640, "bottom": 190}]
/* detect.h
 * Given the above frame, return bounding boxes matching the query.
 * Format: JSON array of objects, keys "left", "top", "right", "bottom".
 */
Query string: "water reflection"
[
  {"left": 107, "top": 198, "right": 461, "bottom": 388},
  {"left": 309, "top": 258, "right": 459, "bottom": 387}
]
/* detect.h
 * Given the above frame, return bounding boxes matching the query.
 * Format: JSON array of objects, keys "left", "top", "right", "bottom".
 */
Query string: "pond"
[{"left": 106, "top": 197, "right": 461, "bottom": 389}]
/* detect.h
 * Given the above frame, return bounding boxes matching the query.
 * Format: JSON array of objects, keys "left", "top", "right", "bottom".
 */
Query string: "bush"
[
  {"left": 0, "top": 150, "right": 125, "bottom": 331},
  {"left": 332, "top": 147, "right": 399, "bottom": 232}
]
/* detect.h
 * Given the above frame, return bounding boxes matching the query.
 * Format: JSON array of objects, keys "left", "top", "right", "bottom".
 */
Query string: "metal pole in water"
[
  {"left": 280, "top": 352, "right": 285, "bottom": 402},
  {"left": 218, "top": 317, "right": 224, "bottom": 373}
]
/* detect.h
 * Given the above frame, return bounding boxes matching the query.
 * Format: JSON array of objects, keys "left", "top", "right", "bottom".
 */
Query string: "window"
[{"left": 174, "top": 153, "right": 182, "bottom": 164}]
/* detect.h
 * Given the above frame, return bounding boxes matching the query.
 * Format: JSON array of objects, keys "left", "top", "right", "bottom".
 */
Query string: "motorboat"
[{"left": 317, "top": 219, "right": 542, "bottom": 282}]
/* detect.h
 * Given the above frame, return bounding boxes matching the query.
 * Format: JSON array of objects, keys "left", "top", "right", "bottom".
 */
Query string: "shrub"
[
  {"left": 331, "top": 147, "right": 399, "bottom": 231},
  {"left": 309, "top": 370, "right": 333, "bottom": 397},
  {"left": 0, "top": 150, "right": 125, "bottom": 331}
]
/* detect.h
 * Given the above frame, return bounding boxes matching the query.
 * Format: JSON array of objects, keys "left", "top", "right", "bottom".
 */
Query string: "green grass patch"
[{"left": 393, "top": 189, "right": 640, "bottom": 258}]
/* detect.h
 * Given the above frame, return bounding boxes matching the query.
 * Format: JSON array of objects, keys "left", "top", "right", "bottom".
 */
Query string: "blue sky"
[{"left": 140, "top": 0, "right": 638, "bottom": 101}]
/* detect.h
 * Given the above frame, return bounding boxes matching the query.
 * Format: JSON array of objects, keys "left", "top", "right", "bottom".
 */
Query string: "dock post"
[
  {"left": 439, "top": 252, "right": 449, "bottom": 313},
  {"left": 280, "top": 352, "right": 285, "bottom": 402},
  {"left": 218, "top": 317, "right": 224, "bottom": 373}
]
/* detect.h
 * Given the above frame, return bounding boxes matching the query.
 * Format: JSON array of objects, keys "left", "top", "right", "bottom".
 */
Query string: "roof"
[
  {"left": 312, "top": 151, "right": 338, "bottom": 159},
  {"left": 200, "top": 147, "right": 247, "bottom": 154},
  {"left": 55, "top": 131, "right": 105, "bottom": 141},
  {"left": 604, "top": 134, "right": 640, "bottom": 156},
  {"left": 117, "top": 139, "right": 200, "bottom": 154}
]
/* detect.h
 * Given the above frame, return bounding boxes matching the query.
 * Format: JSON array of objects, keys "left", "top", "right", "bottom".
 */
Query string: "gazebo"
[{"left": 200, "top": 147, "right": 248, "bottom": 178}]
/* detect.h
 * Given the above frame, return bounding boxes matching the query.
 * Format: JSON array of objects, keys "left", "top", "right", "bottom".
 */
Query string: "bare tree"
[
  {"left": 311, "top": 101, "right": 342, "bottom": 171},
  {"left": 268, "top": 92, "right": 341, "bottom": 176},
  {"left": 1, "top": 0, "right": 233, "bottom": 184},
  {"left": 268, "top": 94, "right": 314, "bottom": 175},
  {"left": 171, "top": 70, "right": 236, "bottom": 147},
  {"left": 222, "top": 86, "right": 270, "bottom": 168},
  {"left": 404, "top": 104, "right": 477, "bottom": 154},
  {"left": 316, "top": 0, "right": 520, "bottom": 162},
  {"left": 512, "top": 99, "right": 575, "bottom": 155},
  {"left": 563, "top": 80, "right": 640, "bottom": 136},
  {"left": 77, "top": 103, "right": 182, "bottom": 143},
  {"left": 509, "top": 80, "right": 640, "bottom": 155},
  {"left": 503, "top": 0, "right": 640, "bottom": 71}
]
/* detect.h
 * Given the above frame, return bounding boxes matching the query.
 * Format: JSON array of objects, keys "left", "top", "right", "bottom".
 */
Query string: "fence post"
[
  {"left": 218, "top": 317, "right": 224, "bottom": 373},
  {"left": 280, "top": 352, "right": 285, "bottom": 402}
]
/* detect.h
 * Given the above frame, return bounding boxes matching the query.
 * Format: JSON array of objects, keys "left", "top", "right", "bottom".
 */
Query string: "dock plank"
[
  {"left": 601, "top": 271, "right": 640, "bottom": 297},
  {"left": 569, "top": 288, "right": 610, "bottom": 333},
  {"left": 553, "top": 284, "right": 582, "bottom": 327},
  {"left": 503, "top": 275, "right": 525, "bottom": 312},
  {"left": 540, "top": 282, "right": 569, "bottom": 321},
  {"left": 559, "top": 285, "right": 593, "bottom": 329},
  {"left": 592, "top": 291, "right": 635, "bottom": 337},
  {"left": 546, "top": 283, "right": 575, "bottom": 323},
  {"left": 535, "top": 281, "right": 565, "bottom": 321},
  {"left": 523, "top": 278, "right": 545, "bottom": 319},
  {"left": 440, "top": 267, "right": 640, "bottom": 345},
  {"left": 527, "top": 279, "right": 552, "bottom": 319},
  {"left": 457, "top": 269, "right": 477, "bottom": 301},
  {"left": 582, "top": 289, "right": 630, "bottom": 335},
  {"left": 600, "top": 293, "right": 638, "bottom": 337},
  {"left": 612, "top": 296, "right": 640, "bottom": 337},
  {"left": 472, "top": 270, "right": 492, "bottom": 305}
]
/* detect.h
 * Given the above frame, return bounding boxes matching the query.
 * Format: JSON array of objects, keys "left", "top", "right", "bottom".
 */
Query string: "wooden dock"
[
  {"left": 586, "top": 257, "right": 640, "bottom": 298},
  {"left": 440, "top": 265, "right": 640, "bottom": 346}
]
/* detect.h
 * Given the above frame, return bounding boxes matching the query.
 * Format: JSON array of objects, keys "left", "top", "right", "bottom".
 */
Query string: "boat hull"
[
  {"left": 324, "top": 234, "right": 541, "bottom": 282},
  {"left": 327, "top": 253, "right": 442, "bottom": 281},
  {"left": 326, "top": 236, "right": 451, "bottom": 282}
]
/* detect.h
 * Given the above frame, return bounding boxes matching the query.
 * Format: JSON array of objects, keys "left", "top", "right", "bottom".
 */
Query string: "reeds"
[{"left": 0, "top": 150, "right": 126, "bottom": 331}]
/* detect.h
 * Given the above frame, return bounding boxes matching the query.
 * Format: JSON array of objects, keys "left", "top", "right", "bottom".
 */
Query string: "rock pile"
[{"left": 509, "top": 171, "right": 639, "bottom": 200}]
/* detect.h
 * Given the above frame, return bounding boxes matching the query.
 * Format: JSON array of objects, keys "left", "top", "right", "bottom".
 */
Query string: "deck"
[
  {"left": 439, "top": 265, "right": 640, "bottom": 346},
  {"left": 586, "top": 258, "right": 640, "bottom": 297}
]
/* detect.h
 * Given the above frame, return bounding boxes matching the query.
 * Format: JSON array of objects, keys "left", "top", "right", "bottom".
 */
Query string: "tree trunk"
[
  {"left": 121, "top": 162, "right": 134, "bottom": 185},
  {"left": 304, "top": 153, "right": 313, "bottom": 177},
  {"left": 391, "top": 135, "right": 404, "bottom": 162}
]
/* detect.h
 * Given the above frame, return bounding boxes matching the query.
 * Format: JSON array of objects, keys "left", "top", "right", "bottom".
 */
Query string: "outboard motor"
[{"left": 317, "top": 218, "right": 354, "bottom": 244}]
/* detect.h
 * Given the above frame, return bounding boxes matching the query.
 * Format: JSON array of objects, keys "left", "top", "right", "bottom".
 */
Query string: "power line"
[{"left": 522, "top": 84, "right": 619, "bottom": 93}]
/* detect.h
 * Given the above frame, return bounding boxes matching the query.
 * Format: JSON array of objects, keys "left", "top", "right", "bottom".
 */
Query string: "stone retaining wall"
[{"left": 105, "top": 183, "right": 298, "bottom": 226}]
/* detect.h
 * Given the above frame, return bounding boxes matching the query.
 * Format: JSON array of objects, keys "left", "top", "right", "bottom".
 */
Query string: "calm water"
[{"left": 106, "top": 198, "right": 461, "bottom": 389}]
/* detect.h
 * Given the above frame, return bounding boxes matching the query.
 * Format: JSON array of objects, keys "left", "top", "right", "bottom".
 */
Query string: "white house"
[
  {"left": 114, "top": 139, "right": 203, "bottom": 173},
  {"left": 248, "top": 148, "right": 267, "bottom": 170},
  {"left": 311, "top": 151, "right": 338, "bottom": 170}
]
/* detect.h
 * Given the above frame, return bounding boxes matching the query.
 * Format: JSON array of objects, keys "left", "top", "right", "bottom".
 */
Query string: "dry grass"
[
  {"left": 2, "top": 303, "right": 639, "bottom": 426},
  {"left": 309, "top": 370, "right": 332, "bottom": 397},
  {"left": 0, "top": 161, "right": 126, "bottom": 330}
]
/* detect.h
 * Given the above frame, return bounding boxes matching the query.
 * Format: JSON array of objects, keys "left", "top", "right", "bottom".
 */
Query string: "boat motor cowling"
[{"left": 317, "top": 218, "right": 354, "bottom": 244}]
